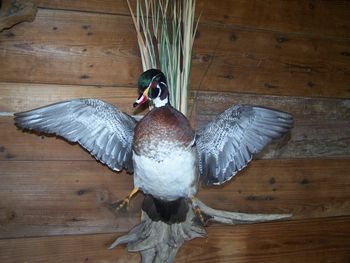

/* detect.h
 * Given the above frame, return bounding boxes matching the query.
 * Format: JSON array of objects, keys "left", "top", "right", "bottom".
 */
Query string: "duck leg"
[
  {"left": 111, "top": 187, "right": 139, "bottom": 212},
  {"left": 191, "top": 197, "right": 212, "bottom": 226}
]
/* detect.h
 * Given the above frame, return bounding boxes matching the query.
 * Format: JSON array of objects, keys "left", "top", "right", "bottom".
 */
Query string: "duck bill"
[{"left": 133, "top": 88, "right": 149, "bottom": 108}]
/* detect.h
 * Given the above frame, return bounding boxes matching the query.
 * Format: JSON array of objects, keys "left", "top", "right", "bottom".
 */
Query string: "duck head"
[{"left": 133, "top": 69, "right": 169, "bottom": 108}]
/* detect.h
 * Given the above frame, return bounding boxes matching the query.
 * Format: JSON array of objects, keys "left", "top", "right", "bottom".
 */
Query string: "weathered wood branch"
[
  {"left": 193, "top": 198, "right": 292, "bottom": 225},
  {"left": 109, "top": 208, "right": 206, "bottom": 263},
  {"left": 109, "top": 198, "right": 292, "bottom": 263},
  {"left": 0, "top": 0, "right": 37, "bottom": 31}
]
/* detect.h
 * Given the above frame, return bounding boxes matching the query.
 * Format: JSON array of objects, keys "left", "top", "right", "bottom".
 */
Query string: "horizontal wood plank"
[
  {"left": 35, "top": 0, "right": 130, "bottom": 15},
  {"left": 197, "top": 158, "right": 350, "bottom": 218},
  {"left": 0, "top": 160, "right": 142, "bottom": 238},
  {"left": 0, "top": 83, "right": 137, "bottom": 113},
  {"left": 35, "top": 0, "right": 350, "bottom": 38},
  {"left": 198, "top": 0, "right": 350, "bottom": 39},
  {"left": 1, "top": 9, "right": 349, "bottom": 98},
  {"left": 0, "top": 216, "right": 349, "bottom": 262},
  {"left": 178, "top": 216, "right": 350, "bottom": 263},
  {"left": 196, "top": 91, "right": 350, "bottom": 158},
  {"left": 0, "top": 232, "right": 140, "bottom": 263},
  {"left": 194, "top": 26, "right": 350, "bottom": 97},
  {"left": 0, "top": 9, "right": 142, "bottom": 87},
  {"left": 0, "top": 159, "right": 349, "bottom": 238}
]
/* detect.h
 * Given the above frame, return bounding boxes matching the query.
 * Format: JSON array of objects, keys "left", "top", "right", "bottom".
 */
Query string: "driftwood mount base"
[{"left": 109, "top": 198, "right": 292, "bottom": 263}]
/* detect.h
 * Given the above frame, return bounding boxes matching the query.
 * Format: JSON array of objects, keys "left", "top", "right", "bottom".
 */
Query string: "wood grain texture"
[
  {"left": 0, "top": 82, "right": 138, "bottom": 113},
  {"left": 0, "top": 160, "right": 142, "bottom": 239},
  {"left": 0, "top": 158, "right": 349, "bottom": 239},
  {"left": 35, "top": 0, "right": 350, "bottom": 38},
  {"left": 196, "top": 91, "right": 350, "bottom": 158},
  {"left": 1, "top": 9, "right": 350, "bottom": 98},
  {"left": 0, "top": 232, "right": 140, "bottom": 263},
  {"left": 35, "top": 0, "right": 129, "bottom": 15},
  {"left": 0, "top": 9, "right": 142, "bottom": 86},
  {"left": 194, "top": 25, "right": 350, "bottom": 97},
  {"left": 198, "top": 0, "right": 350, "bottom": 39},
  {"left": 197, "top": 158, "right": 350, "bottom": 219},
  {"left": 178, "top": 216, "right": 350, "bottom": 263},
  {"left": 0, "top": 216, "right": 349, "bottom": 263}
]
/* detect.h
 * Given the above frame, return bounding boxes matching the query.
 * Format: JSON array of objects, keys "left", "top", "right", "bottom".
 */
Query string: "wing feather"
[
  {"left": 196, "top": 105, "right": 293, "bottom": 185},
  {"left": 14, "top": 99, "right": 136, "bottom": 172}
]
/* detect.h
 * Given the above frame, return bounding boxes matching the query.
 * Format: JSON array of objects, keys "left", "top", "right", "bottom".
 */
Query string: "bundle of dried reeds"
[{"left": 127, "top": 0, "right": 199, "bottom": 116}]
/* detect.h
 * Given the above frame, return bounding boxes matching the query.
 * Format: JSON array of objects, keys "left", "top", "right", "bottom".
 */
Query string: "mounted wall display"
[{"left": 0, "top": 1, "right": 349, "bottom": 262}]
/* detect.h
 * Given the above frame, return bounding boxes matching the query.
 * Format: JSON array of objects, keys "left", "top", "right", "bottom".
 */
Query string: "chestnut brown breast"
[{"left": 133, "top": 106, "right": 195, "bottom": 157}]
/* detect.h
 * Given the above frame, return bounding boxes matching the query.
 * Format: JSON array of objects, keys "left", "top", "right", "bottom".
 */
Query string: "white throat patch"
[
  {"left": 153, "top": 81, "right": 169, "bottom": 107},
  {"left": 153, "top": 96, "right": 168, "bottom": 107}
]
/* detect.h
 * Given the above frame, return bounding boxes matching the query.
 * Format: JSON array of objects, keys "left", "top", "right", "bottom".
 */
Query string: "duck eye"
[{"left": 148, "top": 86, "right": 160, "bottom": 99}]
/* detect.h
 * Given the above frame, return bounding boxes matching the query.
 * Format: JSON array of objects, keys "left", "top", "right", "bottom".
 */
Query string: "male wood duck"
[{"left": 15, "top": 69, "right": 293, "bottom": 222}]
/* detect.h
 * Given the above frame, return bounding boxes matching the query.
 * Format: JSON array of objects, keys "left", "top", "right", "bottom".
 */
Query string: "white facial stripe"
[
  {"left": 156, "top": 84, "right": 161, "bottom": 95},
  {"left": 148, "top": 73, "right": 162, "bottom": 89},
  {"left": 148, "top": 76, "right": 169, "bottom": 107}
]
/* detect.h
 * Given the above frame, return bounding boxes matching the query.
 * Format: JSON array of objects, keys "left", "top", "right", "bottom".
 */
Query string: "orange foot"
[
  {"left": 191, "top": 198, "right": 212, "bottom": 226},
  {"left": 110, "top": 187, "right": 139, "bottom": 213}
]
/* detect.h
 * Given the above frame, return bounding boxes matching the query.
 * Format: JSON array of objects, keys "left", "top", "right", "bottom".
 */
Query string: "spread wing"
[
  {"left": 14, "top": 99, "right": 137, "bottom": 172},
  {"left": 196, "top": 105, "right": 293, "bottom": 185}
]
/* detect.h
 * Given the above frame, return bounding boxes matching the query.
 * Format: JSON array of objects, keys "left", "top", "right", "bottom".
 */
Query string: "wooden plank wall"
[{"left": 0, "top": 1, "right": 349, "bottom": 262}]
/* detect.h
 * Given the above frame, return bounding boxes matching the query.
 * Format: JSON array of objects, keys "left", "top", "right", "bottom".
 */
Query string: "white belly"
[{"left": 133, "top": 148, "right": 198, "bottom": 201}]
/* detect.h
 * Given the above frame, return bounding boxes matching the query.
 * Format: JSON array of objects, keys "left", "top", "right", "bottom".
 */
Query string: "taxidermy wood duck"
[{"left": 15, "top": 69, "right": 293, "bottom": 222}]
